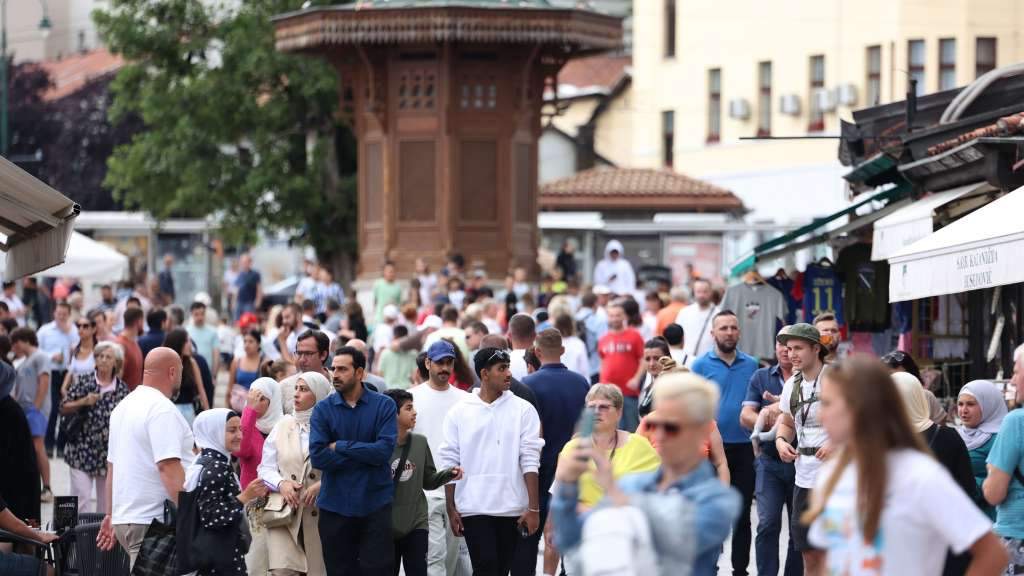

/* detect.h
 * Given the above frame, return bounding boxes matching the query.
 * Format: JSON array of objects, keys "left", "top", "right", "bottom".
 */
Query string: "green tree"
[{"left": 94, "top": 0, "right": 358, "bottom": 280}]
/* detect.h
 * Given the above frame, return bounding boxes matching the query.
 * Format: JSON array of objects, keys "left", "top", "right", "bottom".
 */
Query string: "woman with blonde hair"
[
  {"left": 258, "top": 371, "right": 333, "bottom": 575},
  {"left": 804, "top": 356, "right": 1005, "bottom": 575}
]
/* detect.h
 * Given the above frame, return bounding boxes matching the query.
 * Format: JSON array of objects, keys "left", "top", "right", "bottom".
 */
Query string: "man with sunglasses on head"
[
  {"left": 439, "top": 347, "right": 544, "bottom": 576},
  {"left": 411, "top": 341, "right": 472, "bottom": 576}
]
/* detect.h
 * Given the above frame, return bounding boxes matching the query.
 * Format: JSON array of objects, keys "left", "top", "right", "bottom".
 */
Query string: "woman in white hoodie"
[{"left": 439, "top": 347, "right": 544, "bottom": 576}]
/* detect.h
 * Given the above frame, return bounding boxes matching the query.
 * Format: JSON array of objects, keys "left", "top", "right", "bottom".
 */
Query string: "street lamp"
[{"left": 1, "top": 0, "right": 53, "bottom": 156}]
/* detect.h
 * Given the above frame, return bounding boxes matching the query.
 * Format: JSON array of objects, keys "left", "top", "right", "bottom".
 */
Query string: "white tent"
[
  {"left": 888, "top": 185, "right": 1024, "bottom": 302},
  {"left": 36, "top": 231, "right": 129, "bottom": 280}
]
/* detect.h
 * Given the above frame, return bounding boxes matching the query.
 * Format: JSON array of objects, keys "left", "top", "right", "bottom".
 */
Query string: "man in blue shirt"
[
  {"left": 739, "top": 336, "right": 802, "bottom": 576},
  {"left": 692, "top": 310, "right": 759, "bottom": 576},
  {"left": 310, "top": 346, "right": 397, "bottom": 576},
  {"left": 136, "top": 309, "right": 168, "bottom": 360},
  {"left": 514, "top": 329, "right": 590, "bottom": 576}
]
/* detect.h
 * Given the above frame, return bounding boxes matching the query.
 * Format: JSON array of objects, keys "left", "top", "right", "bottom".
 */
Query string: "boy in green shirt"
[{"left": 385, "top": 389, "right": 462, "bottom": 576}]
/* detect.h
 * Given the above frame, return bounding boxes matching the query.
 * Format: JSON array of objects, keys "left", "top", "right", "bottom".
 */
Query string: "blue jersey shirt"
[
  {"left": 692, "top": 349, "right": 759, "bottom": 444},
  {"left": 802, "top": 264, "right": 844, "bottom": 325},
  {"left": 310, "top": 385, "right": 397, "bottom": 517}
]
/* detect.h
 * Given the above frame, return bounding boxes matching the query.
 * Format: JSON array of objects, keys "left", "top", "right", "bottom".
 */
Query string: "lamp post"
[{"left": 1, "top": 0, "right": 52, "bottom": 156}]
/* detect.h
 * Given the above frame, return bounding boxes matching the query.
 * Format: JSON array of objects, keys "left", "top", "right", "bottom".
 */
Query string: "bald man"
[
  {"left": 346, "top": 338, "right": 387, "bottom": 392},
  {"left": 97, "top": 347, "right": 196, "bottom": 569}
]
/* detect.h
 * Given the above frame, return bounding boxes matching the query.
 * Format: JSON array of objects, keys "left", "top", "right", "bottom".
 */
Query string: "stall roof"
[
  {"left": 872, "top": 181, "right": 994, "bottom": 262},
  {"left": 0, "top": 157, "right": 79, "bottom": 279},
  {"left": 888, "top": 185, "right": 1024, "bottom": 302}
]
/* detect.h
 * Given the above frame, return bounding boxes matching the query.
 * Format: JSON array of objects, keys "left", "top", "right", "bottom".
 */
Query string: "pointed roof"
[{"left": 540, "top": 168, "right": 745, "bottom": 212}]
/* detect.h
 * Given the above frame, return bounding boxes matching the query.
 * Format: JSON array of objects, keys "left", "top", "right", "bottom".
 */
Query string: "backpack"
[{"left": 579, "top": 506, "right": 659, "bottom": 576}]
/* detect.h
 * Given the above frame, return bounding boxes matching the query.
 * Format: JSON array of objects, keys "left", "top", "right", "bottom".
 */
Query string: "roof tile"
[{"left": 539, "top": 167, "right": 744, "bottom": 212}]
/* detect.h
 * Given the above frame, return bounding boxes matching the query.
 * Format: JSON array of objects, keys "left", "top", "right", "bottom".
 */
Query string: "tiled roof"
[
  {"left": 540, "top": 167, "right": 744, "bottom": 212},
  {"left": 557, "top": 53, "right": 629, "bottom": 93},
  {"left": 36, "top": 49, "right": 124, "bottom": 101}
]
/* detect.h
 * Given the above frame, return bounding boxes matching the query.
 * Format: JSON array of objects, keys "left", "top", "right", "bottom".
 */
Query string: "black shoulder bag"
[{"left": 175, "top": 455, "right": 250, "bottom": 575}]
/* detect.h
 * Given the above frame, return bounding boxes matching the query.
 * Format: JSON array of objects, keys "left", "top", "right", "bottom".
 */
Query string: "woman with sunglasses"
[
  {"left": 59, "top": 317, "right": 97, "bottom": 397},
  {"left": 804, "top": 356, "right": 1006, "bottom": 575}
]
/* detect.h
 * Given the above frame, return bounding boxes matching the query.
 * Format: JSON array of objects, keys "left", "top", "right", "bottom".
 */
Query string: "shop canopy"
[
  {"left": 0, "top": 157, "right": 79, "bottom": 280},
  {"left": 871, "top": 181, "right": 995, "bottom": 261},
  {"left": 888, "top": 185, "right": 1024, "bottom": 302},
  {"left": 729, "top": 183, "right": 909, "bottom": 275}
]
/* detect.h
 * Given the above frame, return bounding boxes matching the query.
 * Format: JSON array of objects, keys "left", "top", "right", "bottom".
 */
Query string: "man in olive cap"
[{"left": 773, "top": 323, "right": 831, "bottom": 574}]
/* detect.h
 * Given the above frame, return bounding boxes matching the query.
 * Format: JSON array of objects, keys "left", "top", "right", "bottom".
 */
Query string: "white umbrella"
[{"left": 37, "top": 231, "right": 129, "bottom": 280}]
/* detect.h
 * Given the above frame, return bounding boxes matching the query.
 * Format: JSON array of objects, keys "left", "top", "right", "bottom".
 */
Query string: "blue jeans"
[
  {"left": 754, "top": 456, "right": 802, "bottom": 576},
  {"left": 619, "top": 395, "right": 640, "bottom": 432}
]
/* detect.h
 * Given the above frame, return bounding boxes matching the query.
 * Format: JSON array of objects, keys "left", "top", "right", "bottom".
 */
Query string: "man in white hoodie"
[
  {"left": 440, "top": 347, "right": 544, "bottom": 576},
  {"left": 592, "top": 239, "right": 636, "bottom": 297}
]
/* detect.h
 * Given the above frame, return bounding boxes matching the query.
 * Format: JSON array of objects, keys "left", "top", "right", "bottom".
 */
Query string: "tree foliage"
[{"left": 94, "top": 0, "right": 357, "bottom": 277}]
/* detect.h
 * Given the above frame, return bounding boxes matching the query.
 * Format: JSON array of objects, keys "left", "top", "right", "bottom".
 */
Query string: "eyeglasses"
[
  {"left": 586, "top": 403, "right": 616, "bottom": 413},
  {"left": 295, "top": 350, "right": 321, "bottom": 358},
  {"left": 643, "top": 419, "right": 683, "bottom": 437}
]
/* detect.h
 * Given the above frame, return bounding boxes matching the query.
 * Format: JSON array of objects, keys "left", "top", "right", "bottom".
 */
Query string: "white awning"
[
  {"left": 0, "top": 156, "right": 79, "bottom": 279},
  {"left": 888, "top": 186, "right": 1024, "bottom": 302},
  {"left": 37, "top": 232, "right": 129, "bottom": 280},
  {"left": 871, "top": 181, "right": 991, "bottom": 261},
  {"left": 538, "top": 211, "right": 604, "bottom": 230}
]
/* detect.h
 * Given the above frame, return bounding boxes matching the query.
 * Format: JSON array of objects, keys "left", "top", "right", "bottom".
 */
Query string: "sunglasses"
[
  {"left": 643, "top": 419, "right": 683, "bottom": 436},
  {"left": 485, "top": 349, "right": 510, "bottom": 365},
  {"left": 76, "top": 323, "right": 93, "bottom": 329}
]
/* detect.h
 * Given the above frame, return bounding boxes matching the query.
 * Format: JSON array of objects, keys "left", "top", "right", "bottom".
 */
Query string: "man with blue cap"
[{"left": 411, "top": 340, "right": 473, "bottom": 576}]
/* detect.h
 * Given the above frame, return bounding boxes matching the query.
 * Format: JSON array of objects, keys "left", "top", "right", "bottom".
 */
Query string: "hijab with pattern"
[
  {"left": 891, "top": 372, "right": 933, "bottom": 433},
  {"left": 957, "top": 379, "right": 1008, "bottom": 450},
  {"left": 184, "top": 408, "right": 238, "bottom": 491},
  {"left": 251, "top": 377, "right": 284, "bottom": 435},
  {"left": 293, "top": 371, "right": 332, "bottom": 433}
]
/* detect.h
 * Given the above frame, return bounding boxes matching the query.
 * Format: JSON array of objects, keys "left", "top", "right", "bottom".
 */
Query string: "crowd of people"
[{"left": 3, "top": 247, "right": 1024, "bottom": 576}]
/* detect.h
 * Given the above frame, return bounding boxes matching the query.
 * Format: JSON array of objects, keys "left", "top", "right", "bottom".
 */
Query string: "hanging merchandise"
[
  {"left": 800, "top": 257, "right": 845, "bottom": 325},
  {"left": 766, "top": 268, "right": 799, "bottom": 325},
  {"left": 835, "top": 243, "right": 890, "bottom": 332},
  {"left": 722, "top": 271, "right": 790, "bottom": 361}
]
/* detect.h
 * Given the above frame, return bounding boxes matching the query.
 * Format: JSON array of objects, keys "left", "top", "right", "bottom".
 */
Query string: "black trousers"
[
  {"left": 462, "top": 515, "right": 520, "bottom": 576},
  {"left": 319, "top": 505, "right": 393, "bottom": 576},
  {"left": 724, "top": 443, "right": 755, "bottom": 576},
  {"left": 45, "top": 369, "right": 66, "bottom": 452},
  {"left": 510, "top": 471, "right": 553, "bottom": 576},
  {"left": 394, "top": 529, "right": 428, "bottom": 576}
]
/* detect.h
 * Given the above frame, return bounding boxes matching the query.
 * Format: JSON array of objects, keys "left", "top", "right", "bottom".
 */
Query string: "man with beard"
[
  {"left": 311, "top": 346, "right": 397, "bottom": 576},
  {"left": 812, "top": 313, "right": 841, "bottom": 362},
  {"left": 439, "top": 347, "right": 543, "bottom": 576},
  {"left": 411, "top": 341, "right": 472, "bottom": 576},
  {"left": 96, "top": 348, "right": 195, "bottom": 569},
  {"left": 277, "top": 329, "right": 335, "bottom": 413},
  {"left": 692, "top": 310, "right": 759, "bottom": 576},
  {"left": 773, "top": 324, "right": 831, "bottom": 576},
  {"left": 276, "top": 303, "right": 303, "bottom": 363}
]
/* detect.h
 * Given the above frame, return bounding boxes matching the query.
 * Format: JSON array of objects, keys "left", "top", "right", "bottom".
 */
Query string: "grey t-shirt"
[
  {"left": 15, "top": 350, "right": 51, "bottom": 414},
  {"left": 722, "top": 282, "right": 789, "bottom": 361}
]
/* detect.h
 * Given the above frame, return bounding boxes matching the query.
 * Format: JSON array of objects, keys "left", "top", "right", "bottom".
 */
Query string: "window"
[
  {"left": 662, "top": 110, "right": 675, "bottom": 167},
  {"left": 808, "top": 55, "right": 825, "bottom": 132},
  {"left": 757, "top": 61, "right": 771, "bottom": 137},
  {"left": 976, "top": 37, "right": 997, "bottom": 78},
  {"left": 939, "top": 38, "right": 956, "bottom": 90},
  {"left": 664, "top": 0, "right": 676, "bottom": 58},
  {"left": 908, "top": 40, "right": 925, "bottom": 96},
  {"left": 707, "top": 69, "right": 721, "bottom": 143},
  {"left": 866, "top": 45, "right": 882, "bottom": 106}
]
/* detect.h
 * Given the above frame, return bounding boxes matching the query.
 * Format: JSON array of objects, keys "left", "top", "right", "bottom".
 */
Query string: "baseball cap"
[
  {"left": 776, "top": 323, "right": 822, "bottom": 347},
  {"left": 237, "top": 312, "right": 260, "bottom": 329},
  {"left": 426, "top": 340, "right": 457, "bottom": 362},
  {"left": 418, "top": 315, "right": 443, "bottom": 330}
]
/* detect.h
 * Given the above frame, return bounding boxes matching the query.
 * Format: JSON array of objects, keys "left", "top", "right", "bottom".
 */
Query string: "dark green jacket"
[{"left": 391, "top": 432, "right": 455, "bottom": 538}]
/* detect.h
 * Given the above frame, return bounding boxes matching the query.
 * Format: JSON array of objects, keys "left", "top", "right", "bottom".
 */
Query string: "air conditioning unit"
[
  {"left": 779, "top": 94, "right": 801, "bottom": 116},
  {"left": 814, "top": 88, "right": 837, "bottom": 112},
  {"left": 836, "top": 84, "right": 858, "bottom": 106},
  {"left": 728, "top": 99, "right": 751, "bottom": 120}
]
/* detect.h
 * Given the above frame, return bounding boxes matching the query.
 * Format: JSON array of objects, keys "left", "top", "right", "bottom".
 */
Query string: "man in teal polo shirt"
[{"left": 692, "top": 309, "right": 759, "bottom": 576}]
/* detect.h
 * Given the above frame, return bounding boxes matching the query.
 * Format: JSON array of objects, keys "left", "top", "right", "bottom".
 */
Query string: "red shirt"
[
  {"left": 117, "top": 334, "right": 144, "bottom": 391},
  {"left": 598, "top": 328, "right": 644, "bottom": 397}
]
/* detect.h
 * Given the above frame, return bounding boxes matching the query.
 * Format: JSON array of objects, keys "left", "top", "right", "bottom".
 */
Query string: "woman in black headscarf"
[{"left": 0, "top": 335, "right": 40, "bottom": 523}]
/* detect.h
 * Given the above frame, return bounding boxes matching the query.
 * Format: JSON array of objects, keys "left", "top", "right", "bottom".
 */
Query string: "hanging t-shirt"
[
  {"left": 721, "top": 282, "right": 788, "bottom": 361},
  {"left": 802, "top": 263, "right": 844, "bottom": 325},
  {"left": 835, "top": 244, "right": 889, "bottom": 332},
  {"left": 780, "top": 371, "right": 827, "bottom": 489},
  {"left": 766, "top": 274, "right": 799, "bottom": 325},
  {"left": 808, "top": 449, "right": 991, "bottom": 576}
]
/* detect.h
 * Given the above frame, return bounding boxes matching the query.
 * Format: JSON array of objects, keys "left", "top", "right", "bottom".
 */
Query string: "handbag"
[
  {"left": 131, "top": 501, "right": 177, "bottom": 576},
  {"left": 58, "top": 410, "right": 87, "bottom": 444},
  {"left": 260, "top": 493, "right": 294, "bottom": 528},
  {"left": 175, "top": 455, "right": 250, "bottom": 574}
]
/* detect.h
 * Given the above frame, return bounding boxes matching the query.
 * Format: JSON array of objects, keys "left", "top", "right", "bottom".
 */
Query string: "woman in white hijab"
[
  {"left": 186, "top": 408, "right": 269, "bottom": 576},
  {"left": 237, "top": 377, "right": 284, "bottom": 490},
  {"left": 258, "top": 372, "right": 333, "bottom": 575},
  {"left": 958, "top": 379, "right": 1008, "bottom": 520}
]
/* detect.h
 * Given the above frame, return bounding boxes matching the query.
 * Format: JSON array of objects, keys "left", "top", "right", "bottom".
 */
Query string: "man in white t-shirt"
[
  {"left": 410, "top": 340, "right": 471, "bottom": 576},
  {"left": 675, "top": 278, "right": 717, "bottom": 359},
  {"left": 96, "top": 347, "right": 195, "bottom": 569},
  {"left": 507, "top": 313, "right": 535, "bottom": 381},
  {"left": 774, "top": 323, "right": 831, "bottom": 575},
  {"left": 1, "top": 281, "right": 26, "bottom": 326}
]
